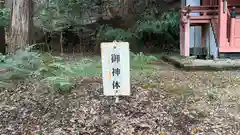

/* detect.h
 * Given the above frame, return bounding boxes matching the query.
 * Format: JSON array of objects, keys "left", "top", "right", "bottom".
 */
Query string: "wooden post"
[
  {"left": 218, "top": 0, "right": 228, "bottom": 49},
  {"left": 180, "top": 7, "right": 190, "bottom": 56},
  {"left": 184, "top": 19, "right": 190, "bottom": 56},
  {"left": 180, "top": 21, "right": 184, "bottom": 56}
]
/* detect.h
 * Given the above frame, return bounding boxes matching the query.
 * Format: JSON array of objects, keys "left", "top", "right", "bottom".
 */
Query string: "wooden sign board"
[{"left": 101, "top": 42, "right": 130, "bottom": 96}]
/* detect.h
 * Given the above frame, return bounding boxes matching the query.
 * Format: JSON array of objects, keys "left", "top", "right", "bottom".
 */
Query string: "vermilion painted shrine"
[{"left": 180, "top": 0, "right": 240, "bottom": 58}]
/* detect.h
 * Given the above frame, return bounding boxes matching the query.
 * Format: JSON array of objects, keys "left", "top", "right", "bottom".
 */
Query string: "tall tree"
[
  {"left": 8, "top": 0, "right": 33, "bottom": 53},
  {"left": 0, "top": 0, "right": 6, "bottom": 54}
]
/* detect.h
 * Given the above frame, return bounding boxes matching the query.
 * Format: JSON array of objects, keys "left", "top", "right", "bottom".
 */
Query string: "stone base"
[{"left": 162, "top": 55, "right": 240, "bottom": 71}]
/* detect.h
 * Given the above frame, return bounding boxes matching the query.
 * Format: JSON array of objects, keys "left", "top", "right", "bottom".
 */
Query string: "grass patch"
[
  {"left": 63, "top": 53, "right": 161, "bottom": 77},
  {"left": 0, "top": 50, "right": 161, "bottom": 92}
]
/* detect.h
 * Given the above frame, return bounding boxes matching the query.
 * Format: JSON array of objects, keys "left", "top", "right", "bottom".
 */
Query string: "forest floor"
[{"left": 1, "top": 54, "right": 240, "bottom": 135}]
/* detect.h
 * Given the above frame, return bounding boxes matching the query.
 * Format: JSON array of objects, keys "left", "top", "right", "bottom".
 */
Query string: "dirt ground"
[{"left": 0, "top": 59, "right": 240, "bottom": 135}]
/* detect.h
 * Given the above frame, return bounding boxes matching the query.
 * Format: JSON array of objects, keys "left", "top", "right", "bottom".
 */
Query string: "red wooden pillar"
[
  {"left": 184, "top": 19, "right": 190, "bottom": 56},
  {"left": 218, "top": 0, "right": 228, "bottom": 50},
  {"left": 180, "top": 8, "right": 190, "bottom": 56},
  {"left": 180, "top": 22, "right": 184, "bottom": 55}
]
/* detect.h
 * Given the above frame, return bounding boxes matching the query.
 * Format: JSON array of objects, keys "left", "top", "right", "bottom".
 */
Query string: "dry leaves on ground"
[{"left": 0, "top": 69, "right": 240, "bottom": 135}]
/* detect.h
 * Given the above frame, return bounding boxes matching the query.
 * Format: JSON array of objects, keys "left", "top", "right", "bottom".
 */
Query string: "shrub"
[
  {"left": 97, "top": 25, "right": 139, "bottom": 42},
  {"left": 0, "top": 8, "right": 11, "bottom": 27},
  {"left": 0, "top": 45, "right": 76, "bottom": 92}
]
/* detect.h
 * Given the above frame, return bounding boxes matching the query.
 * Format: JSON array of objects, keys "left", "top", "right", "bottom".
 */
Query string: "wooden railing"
[
  {"left": 228, "top": 4, "right": 240, "bottom": 8},
  {"left": 180, "top": 6, "right": 218, "bottom": 22},
  {"left": 188, "top": 6, "right": 219, "bottom": 16}
]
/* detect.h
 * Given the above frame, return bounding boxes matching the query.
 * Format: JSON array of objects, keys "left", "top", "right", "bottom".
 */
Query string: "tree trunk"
[
  {"left": 0, "top": 0, "right": 6, "bottom": 54},
  {"left": 60, "top": 32, "right": 64, "bottom": 56},
  {"left": 8, "top": 0, "right": 33, "bottom": 53},
  {"left": 0, "top": 27, "right": 6, "bottom": 54}
]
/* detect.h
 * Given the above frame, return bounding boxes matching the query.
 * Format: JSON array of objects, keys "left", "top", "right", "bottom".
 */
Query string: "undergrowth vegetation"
[
  {"left": 0, "top": 45, "right": 75, "bottom": 91},
  {"left": 97, "top": 10, "right": 179, "bottom": 50},
  {"left": 0, "top": 46, "right": 158, "bottom": 92},
  {"left": 0, "top": 8, "right": 11, "bottom": 27}
]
